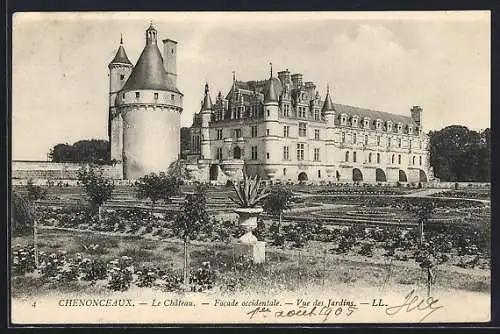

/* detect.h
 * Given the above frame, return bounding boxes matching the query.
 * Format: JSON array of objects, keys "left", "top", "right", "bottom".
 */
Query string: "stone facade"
[{"left": 188, "top": 68, "right": 435, "bottom": 185}]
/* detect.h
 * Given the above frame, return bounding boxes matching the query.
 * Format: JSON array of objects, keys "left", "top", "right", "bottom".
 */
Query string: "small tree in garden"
[
  {"left": 172, "top": 183, "right": 211, "bottom": 289},
  {"left": 77, "top": 164, "right": 115, "bottom": 221},
  {"left": 11, "top": 192, "right": 35, "bottom": 236},
  {"left": 405, "top": 200, "right": 436, "bottom": 245},
  {"left": 26, "top": 179, "right": 47, "bottom": 201},
  {"left": 263, "top": 185, "right": 294, "bottom": 234},
  {"left": 167, "top": 159, "right": 190, "bottom": 183},
  {"left": 135, "top": 172, "right": 181, "bottom": 207}
]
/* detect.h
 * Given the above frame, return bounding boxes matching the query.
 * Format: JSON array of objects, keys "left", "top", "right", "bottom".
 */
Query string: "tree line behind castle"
[{"left": 49, "top": 125, "right": 491, "bottom": 183}]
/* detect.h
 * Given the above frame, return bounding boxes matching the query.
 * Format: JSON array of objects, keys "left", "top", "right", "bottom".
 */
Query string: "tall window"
[
  {"left": 342, "top": 132, "right": 346, "bottom": 143},
  {"left": 283, "top": 146, "right": 289, "bottom": 160},
  {"left": 217, "top": 129, "right": 223, "bottom": 140},
  {"left": 314, "top": 109, "right": 320, "bottom": 121},
  {"left": 314, "top": 129, "right": 320, "bottom": 140},
  {"left": 266, "top": 129, "right": 270, "bottom": 136},
  {"left": 266, "top": 152, "right": 270, "bottom": 159},
  {"left": 251, "top": 125, "right": 258, "bottom": 137},
  {"left": 313, "top": 148, "right": 320, "bottom": 161},
  {"left": 283, "top": 168, "right": 287, "bottom": 176},
  {"left": 398, "top": 138, "right": 402, "bottom": 148},
  {"left": 216, "top": 147, "right": 223, "bottom": 160},
  {"left": 234, "top": 128, "right": 242, "bottom": 138},
  {"left": 283, "top": 104, "right": 290, "bottom": 117},
  {"left": 368, "top": 153, "right": 372, "bottom": 163},
  {"left": 419, "top": 156, "right": 422, "bottom": 165},
  {"left": 391, "top": 154, "right": 395, "bottom": 164},
  {"left": 135, "top": 92, "right": 140, "bottom": 98},
  {"left": 377, "top": 153, "right": 381, "bottom": 163},
  {"left": 388, "top": 137, "right": 391, "bottom": 147},
  {"left": 398, "top": 154, "right": 401, "bottom": 164},
  {"left": 345, "top": 151, "right": 350, "bottom": 162},
  {"left": 251, "top": 146, "right": 258, "bottom": 160},
  {"left": 283, "top": 126, "right": 290, "bottom": 137},
  {"left": 353, "top": 133, "right": 357, "bottom": 144},
  {"left": 299, "top": 107, "right": 307, "bottom": 118},
  {"left": 296, "top": 143, "right": 305, "bottom": 161},
  {"left": 377, "top": 136, "right": 381, "bottom": 146},
  {"left": 412, "top": 156, "right": 416, "bottom": 165},
  {"left": 318, "top": 170, "right": 321, "bottom": 178},
  {"left": 299, "top": 123, "right": 307, "bottom": 137},
  {"left": 353, "top": 151, "right": 357, "bottom": 163},
  {"left": 154, "top": 92, "right": 158, "bottom": 99},
  {"left": 365, "top": 135, "right": 368, "bottom": 145}
]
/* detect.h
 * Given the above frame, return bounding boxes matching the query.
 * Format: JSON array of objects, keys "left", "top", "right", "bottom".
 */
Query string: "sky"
[{"left": 12, "top": 11, "right": 490, "bottom": 161}]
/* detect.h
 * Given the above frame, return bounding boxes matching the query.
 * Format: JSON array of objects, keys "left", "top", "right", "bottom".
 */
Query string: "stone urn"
[
  {"left": 233, "top": 207, "right": 265, "bottom": 264},
  {"left": 234, "top": 207, "right": 263, "bottom": 243}
]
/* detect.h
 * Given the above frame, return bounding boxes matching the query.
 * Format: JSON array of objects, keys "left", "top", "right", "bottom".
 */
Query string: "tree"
[
  {"left": 405, "top": 200, "right": 435, "bottom": 245},
  {"left": 49, "top": 139, "right": 110, "bottom": 165},
  {"left": 135, "top": 172, "right": 181, "bottom": 207},
  {"left": 11, "top": 192, "right": 35, "bottom": 237},
  {"left": 429, "top": 125, "right": 490, "bottom": 182},
  {"left": 180, "top": 127, "right": 191, "bottom": 159},
  {"left": 172, "top": 184, "right": 211, "bottom": 288},
  {"left": 26, "top": 179, "right": 47, "bottom": 201},
  {"left": 167, "top": 159, "right": 190, "bottom": 183},
  {"left": 77, "top": 164, "right": 115, "bottom": 221},
  {"left": 263, "top": 185, "right": 294, "bottom": 233}
]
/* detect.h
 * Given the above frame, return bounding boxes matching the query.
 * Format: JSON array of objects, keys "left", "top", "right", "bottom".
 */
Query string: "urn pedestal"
[{"left": 233, "top": 207, "right": 266, "bottom": 264}]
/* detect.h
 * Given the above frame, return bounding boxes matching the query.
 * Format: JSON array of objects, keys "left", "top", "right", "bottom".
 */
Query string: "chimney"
[
  {"left": 291, "top": 73, "right": 303, "bottom": 88},
  {"left": 410, "top": 105, "right": 423, "bottom": 127},
  {"left": 162, "top": 39, "right": 178, "bottom": 88},
  {"left": 277, "top": 69, "right": 291, "bottom": 85}
]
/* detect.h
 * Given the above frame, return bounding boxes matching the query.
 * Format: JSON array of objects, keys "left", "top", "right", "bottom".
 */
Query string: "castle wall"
[{"left": 11, "top": 161, "right": 123, "bottom": 185}]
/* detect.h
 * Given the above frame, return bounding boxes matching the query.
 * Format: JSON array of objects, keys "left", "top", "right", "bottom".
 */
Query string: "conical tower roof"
[
  {"left": 109, "top": 36, "right": 133, "bottom": 67},
  {"left": 201, "top": 83, "right": 213, "bottom": 110},
  {"left": 264, "top": 63, "right": 278, "bottom": 103},
  {"left": 121, "top": 25, "right": 179, "bottom": 93},
  {"left": 322, "top": 85, "right": 335, "bottom": 112}
]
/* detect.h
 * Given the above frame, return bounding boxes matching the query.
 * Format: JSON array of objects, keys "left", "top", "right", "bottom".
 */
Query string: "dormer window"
[
  {"left": 341, "top": 114, "right": 347, "bottom": 126},
  {"left": 408, "top": 125, "right": 413, "bottom": 134},
  {"left": 387, "top": 121, "right": 393, "bottom": 132},
  {"left": 397, "top": 123, "right": 403, "bottom": 133},
  {"left": 376, "top": 119, "right": 382, "bottom": 130},
  {"left": 352, "top": 117, "right": 358, "bottom": 127},
  {"left": 363, "top": 118, "right": 370, "bottom": 129}
]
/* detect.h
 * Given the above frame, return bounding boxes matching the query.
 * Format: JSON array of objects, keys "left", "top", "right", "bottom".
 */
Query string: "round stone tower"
[{"left": 115, "top": 23, "right": 183, "bottom": 180}]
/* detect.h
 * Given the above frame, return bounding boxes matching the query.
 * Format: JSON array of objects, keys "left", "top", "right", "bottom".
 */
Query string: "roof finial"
[
  {"left": 120, "top": 33, "right": 123, "bottom": 45},
  {"left": 205, "top": 82, "right": 209, "bottom": 94},
  {"left": 270, "top": 62, "right": 273, "bottom": 78},
  {"left": 327, "top": 84, "right": 330, "bottom": 93},
  {"left": 232, "top": 70, "right": 236, "bottom": 82}
]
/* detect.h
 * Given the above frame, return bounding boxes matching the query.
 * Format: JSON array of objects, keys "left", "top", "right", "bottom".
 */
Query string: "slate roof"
[
  {"left": 333, "top": 103, "right": 417, "bottom": 126},
  {"left": 201, "top": 83, "right": 213, "bottom": 110},
  {"left": 109, "top": 45, "right": 133, "bottom": 66},
  {"left": 121, "top": 43, "right": 180, "bottom": 93},
  {"left": 263, "top": 77, "right": 278, "bottom": 103}
]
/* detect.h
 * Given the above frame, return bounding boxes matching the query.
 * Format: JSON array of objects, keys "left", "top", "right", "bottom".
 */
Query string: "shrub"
[
  {"left": 78, "top": 257, "right": 107, "bottom": 281},
  {"left": 11, "top": 245, "right": 37, "bottom": 275},
  {"left": 190, "top": 261, "right": 216, "bottom": 292},
  {"left": 107, "top": 256, "right": 134, "bottom": 291},
  {"left": 359, "top": 242, "right": 374, "bottom": 257}
]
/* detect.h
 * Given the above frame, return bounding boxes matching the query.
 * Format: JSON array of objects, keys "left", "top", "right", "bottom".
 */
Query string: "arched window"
[
  {"left": 377, "top": 153, "right": 381, "bottom": 164},
  {"left": 353, "top": 151, "right": 357, "bottom": 163},
  {"left": 368, "top": 153, "right": 372, "bottom": 163},
  {"left": 345, "top": 151, "right": 349, "bottom": 162},
  {"left": 398, "top": 154, "right": 401, "bottom": 164},
  {"left": 391, "top": 154, "right": 395, "bottom": 164},
  {"left": 412, "top": 156, "right": 416, "bottom": 165}
]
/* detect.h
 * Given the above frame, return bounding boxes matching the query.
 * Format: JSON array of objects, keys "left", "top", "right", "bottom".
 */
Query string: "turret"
[
  {"left": 200, "top": 83, "right": 213, "bottom": 159},
  {"left": 322, "top": 84, "right": 336, "bottom": 125},
  {"left": 108, "top": 34, "right": 133, "bottom": 162},
  {"left": 162, "top": 39, "right": 178, "bottom": 88},
  {"left": 115, "top": 23, "right": 183, "bottom": 179}
]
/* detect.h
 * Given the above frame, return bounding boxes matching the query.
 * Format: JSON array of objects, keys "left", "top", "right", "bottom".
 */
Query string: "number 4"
[{"left": 32, "top": 301, "right": 36, "bottom": 308}]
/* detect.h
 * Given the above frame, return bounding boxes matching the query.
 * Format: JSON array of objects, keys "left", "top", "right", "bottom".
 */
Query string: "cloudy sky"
[{"left": 12, "top": 11, "right": 490, "bottom": 160}]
